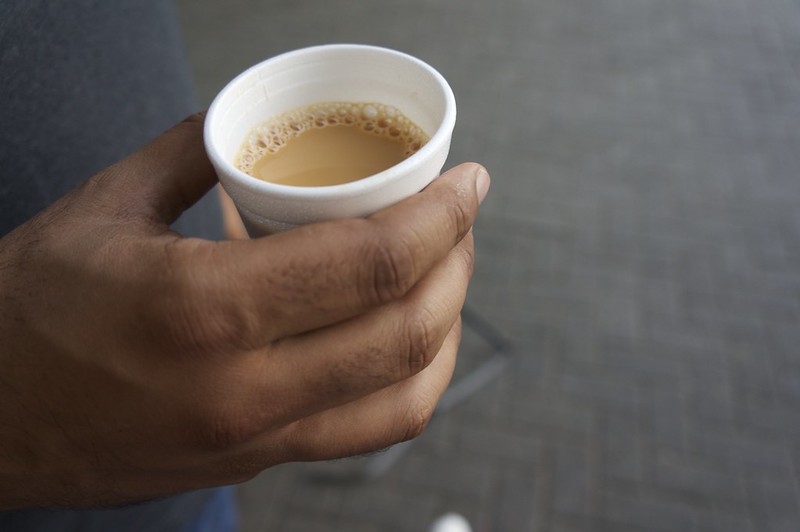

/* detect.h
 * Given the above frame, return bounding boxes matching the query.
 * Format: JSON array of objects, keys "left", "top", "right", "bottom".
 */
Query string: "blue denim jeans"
[{"left": 183, "top": 487, "right": 239, "bottom": 532}]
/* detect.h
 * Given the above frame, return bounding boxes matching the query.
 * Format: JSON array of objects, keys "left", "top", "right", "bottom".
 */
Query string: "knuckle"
[
  {"left": 206, "top": 417, "right": 248, "bottom": 451},
  {"left": 457, "top": 233, "right": 476, "bottom": 277},
  {"left": 185, "top": 111, "right": 207, "bottom": 125},
  {"left": 167, "top": 113, "right": 206, "bottom": 138},
  {"left": 402, "top": 308, "right": 438, "bottom": 376},
  {"left": 398, "top": 395, "right": 436, "bottom": 442},
  {"left": 159, "top": 240, "right": 249, "bottom": 353},
  {"left": 197, "top": 403, "right": 261, "bottom": 451},
  {"left": 369, "top": 236, "right": 418, "bottom": 303},
  {"left": 168, "top": 301, "right": 229, "bottom": 354},
  {"left": 447, "top": 193, "right": 474, "bottom": 240}
]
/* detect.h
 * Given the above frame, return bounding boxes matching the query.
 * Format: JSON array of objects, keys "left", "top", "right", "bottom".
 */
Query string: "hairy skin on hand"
[{"left": 0, "top": 114, "right": 489, "bottom": 510}]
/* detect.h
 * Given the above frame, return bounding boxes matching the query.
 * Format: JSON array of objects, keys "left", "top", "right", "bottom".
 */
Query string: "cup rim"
[{"left": 204, "top": 43, "right": 457, "bottom": 200}]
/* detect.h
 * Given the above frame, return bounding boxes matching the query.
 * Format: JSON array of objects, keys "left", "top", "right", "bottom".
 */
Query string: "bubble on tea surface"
[
  {"left": 236, "top": 102, "right": 430, "bottom": 174},
  {"left": 363, "top": 105, "right": 378, "bottom": 119}
]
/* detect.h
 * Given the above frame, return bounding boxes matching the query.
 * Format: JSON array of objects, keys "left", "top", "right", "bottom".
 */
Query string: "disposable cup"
[{"left": 204, "top": 44, "right": 456, "bottom": 235}]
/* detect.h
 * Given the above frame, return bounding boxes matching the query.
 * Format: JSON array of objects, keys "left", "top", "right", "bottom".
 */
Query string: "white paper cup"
[{"left": 204, "top": 44, "right": 456, "bottom": 235}]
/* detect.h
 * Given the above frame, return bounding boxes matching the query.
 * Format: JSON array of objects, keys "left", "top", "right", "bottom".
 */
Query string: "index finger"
[{"left": 194, "top": 163, "right": 489, "bottom": 348}]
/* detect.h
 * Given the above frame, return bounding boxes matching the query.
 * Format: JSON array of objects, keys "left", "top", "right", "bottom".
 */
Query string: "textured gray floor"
[{"left": 177, "top": 1, "right": 800, "bottom": 530}]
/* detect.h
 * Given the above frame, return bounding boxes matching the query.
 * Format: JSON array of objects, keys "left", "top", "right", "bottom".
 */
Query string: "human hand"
[{"left": 0, "top": 114, "right": 489, "bottom": 509}]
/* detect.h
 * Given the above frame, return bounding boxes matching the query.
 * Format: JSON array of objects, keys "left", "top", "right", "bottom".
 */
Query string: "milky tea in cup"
[
  {"left": 235, "top": 101, "right": 429, "bottom": 187},
  {"left": 204, "top": 44, "right": 456, "bottom": 235}
]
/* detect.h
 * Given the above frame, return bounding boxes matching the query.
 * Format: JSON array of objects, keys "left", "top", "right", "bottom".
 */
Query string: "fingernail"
[{"left": 476, "top": 166, "right": 490, "bottom": 205}]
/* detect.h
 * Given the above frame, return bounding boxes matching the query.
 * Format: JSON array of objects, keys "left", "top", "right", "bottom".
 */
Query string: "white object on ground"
[{"left": 428, "top": 512, "right": 473, "bottom": 532}]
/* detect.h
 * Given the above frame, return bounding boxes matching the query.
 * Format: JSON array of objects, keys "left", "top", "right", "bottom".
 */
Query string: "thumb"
[{"left": 93, "top": 113, "right": 219, "bottom": 227}]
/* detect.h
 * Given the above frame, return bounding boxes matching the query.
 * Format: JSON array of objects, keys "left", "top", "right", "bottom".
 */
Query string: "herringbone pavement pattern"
[{"left": 178, "top": 0, "right": 800, "bottom": 530}]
